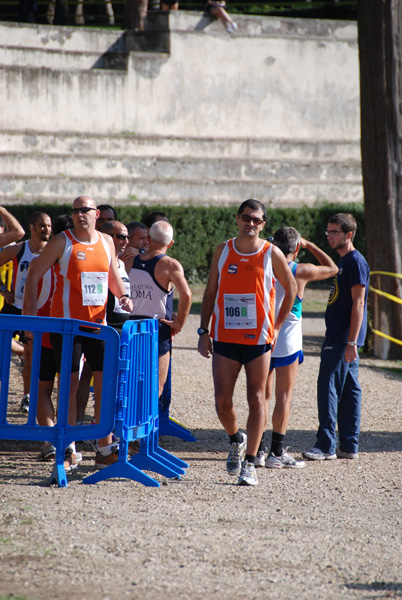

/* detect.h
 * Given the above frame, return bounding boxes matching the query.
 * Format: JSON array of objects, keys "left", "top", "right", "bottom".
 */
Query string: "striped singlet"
[
  {"left": 211, "top": 238, "right": 276, "bottom": 345},
  {"left": 50, "top": 229, "right": 111, "bottom": 325}
]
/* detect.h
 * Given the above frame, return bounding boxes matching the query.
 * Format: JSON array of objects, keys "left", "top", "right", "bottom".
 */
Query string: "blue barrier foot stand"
[
  {"left": 153, "top": 444, "right": 188, "bottom": 470},
  {"left": 49, "top": 462, "right": 68, "bottom": 488},
  {"left": 129, "top": 451, "right": 184, "bottom": 479},
  {"left": 141, "top": 433, "right": 188, "bottom": 473},
  {"left": 82, "top": 461, "right": 160, "bottom": 487},
  {"left": 159, "top": 412, "right": 197, "bottom": 442}
]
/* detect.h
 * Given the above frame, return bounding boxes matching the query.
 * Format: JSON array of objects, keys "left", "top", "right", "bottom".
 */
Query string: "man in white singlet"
[{"left": 0, "top": 211, "right": 52, "bottom": 413}]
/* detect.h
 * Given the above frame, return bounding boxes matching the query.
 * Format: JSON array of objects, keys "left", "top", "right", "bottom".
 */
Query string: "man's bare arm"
[
  {"left": 344, "top": 284, "right": 366, "bottom": 362},
  {"left": 0, "top": 242, "right": 22, "bottom": 267},
  {"left": 295, "top": 238, "right": 338, "bottom": 297},
  {"left": 0, "top": 208, "right": 25, "bottom": 248},
  {"left": 22, "top": 235, "right": 65, "bottom": 316},
  {"left": 0, "top": 242, "right": 21, "bottom": 301},
  {"left": 120, "top": 246, "right": 138, "bottom": 265},
  {"left": 197, "top": 243, "right": 224, "bottom": 358},
  {"left": 160, "top": 260, "right": 192, "bottom": 334}
]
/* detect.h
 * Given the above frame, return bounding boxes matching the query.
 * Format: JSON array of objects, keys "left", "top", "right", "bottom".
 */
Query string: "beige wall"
[{"left": 0, "top": 13, "right": 360, "bottom": 141}]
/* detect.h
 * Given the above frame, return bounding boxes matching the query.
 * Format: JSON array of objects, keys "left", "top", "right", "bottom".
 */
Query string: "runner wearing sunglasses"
[{"left": 197, "top": 199, "right": 296, "bottom": 486}]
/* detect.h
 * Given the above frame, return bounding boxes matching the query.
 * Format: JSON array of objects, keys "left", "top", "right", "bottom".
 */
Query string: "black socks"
[
  {"left": 245, "top": 454, "right": 256, "bottom": 464},
  {"left": 229, "top": 431, "right": 243, "bottom": 444},
  {"left": 270, "top": 432, "right": 285, "bottom": 457}
]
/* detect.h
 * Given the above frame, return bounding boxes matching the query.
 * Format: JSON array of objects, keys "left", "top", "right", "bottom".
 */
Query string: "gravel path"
[{"left": 0, "top": 289, "right": 401, "bottom": 600}]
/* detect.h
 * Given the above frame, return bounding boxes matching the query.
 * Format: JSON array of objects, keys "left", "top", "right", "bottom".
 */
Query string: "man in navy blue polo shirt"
[{"left": 303, "top": 213, "right": 370, "bottom": 461}]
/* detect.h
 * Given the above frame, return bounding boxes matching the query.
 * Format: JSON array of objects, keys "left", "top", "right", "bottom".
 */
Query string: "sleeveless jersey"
[
  {"left": 50, "top": 230, "right": 111, "bottom": 325},
  {"left": 12, "top": 241, "right": 53, "bottom": 311},
  {"left": 128, "top": 254, "right": 173, "bottom": 320},
  {"left": 272, "top": 261, "right": 303, "bottom": 357},
  {"left": 211, "top": 238, "right": 275, "bottom": 345}
]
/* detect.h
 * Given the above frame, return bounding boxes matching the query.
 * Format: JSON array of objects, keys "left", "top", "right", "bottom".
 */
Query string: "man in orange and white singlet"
[
  {"left": 23, "top": 196, "right": 133, "bottom": 470},
  {"left": 197, "top": 199, "right": 296, "bottom": 486}
]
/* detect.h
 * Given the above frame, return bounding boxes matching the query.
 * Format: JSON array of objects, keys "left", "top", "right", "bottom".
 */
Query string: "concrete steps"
[
  {"left": 0, "top": 130, "right": 362, "bottom": 207},
  {"left": 0, "top": 20, "right": 127, "bottom": 70},
  {"left": 0, "top": 20, "right": 126, "bottom": 53},
  {"left": 0, "top": 176, "right": 362, "bottom": 206},
  {"left": 0, "top": 152, "right": 362, "bottom": 182},
  {"left": 0, "top": 131, "right": 361, "bottom": 161},
  {"left": 0, "top": 17, "right": 362, "bottom": 208}
]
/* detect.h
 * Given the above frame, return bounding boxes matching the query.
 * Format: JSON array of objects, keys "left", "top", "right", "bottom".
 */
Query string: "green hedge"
[{"left": 10, "top": 202, "right": 365, "bottom": 284}]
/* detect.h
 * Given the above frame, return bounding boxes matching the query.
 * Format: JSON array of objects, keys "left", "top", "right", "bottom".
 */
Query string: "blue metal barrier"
[
  {"left": 0, "top": 314, "right": 120, "bottom": 487},
  {"left": 83, "top": 319, "right": 188, "bottom": 488},
  {"left": 159, "top": 358, "right": 197, "bottom": 442}
]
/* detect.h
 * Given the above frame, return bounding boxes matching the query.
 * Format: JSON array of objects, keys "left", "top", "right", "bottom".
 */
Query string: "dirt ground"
[{"left": 0, "top": 289, "right": 401, "bottom": 600}]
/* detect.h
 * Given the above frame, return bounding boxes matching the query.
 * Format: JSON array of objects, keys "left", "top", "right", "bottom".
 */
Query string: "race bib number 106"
[{"left": 223, "top": 293, "right": 257, "bottom": 329}]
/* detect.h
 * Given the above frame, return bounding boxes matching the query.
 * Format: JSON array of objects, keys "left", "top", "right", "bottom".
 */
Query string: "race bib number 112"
[{"left": 81, "top": 272, "right": 108, "bottom": 306}]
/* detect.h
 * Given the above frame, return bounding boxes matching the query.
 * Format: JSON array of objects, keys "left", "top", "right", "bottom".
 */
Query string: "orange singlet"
[
  {"left": 50, "top": 229, "right": 111, "bottom": 325},
  {"left": 211, "top": 238, "right": 275, "bottom": 345}
]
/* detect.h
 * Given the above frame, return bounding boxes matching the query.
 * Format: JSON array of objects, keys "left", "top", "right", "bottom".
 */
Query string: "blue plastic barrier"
[
  {"left": 83, "top": 319, "right": 188, "bottom": 488},
  {"left": 159, "top": 359, "right": 197, "bottom": 442},
  {"left": 0, "top": 314, "right": 120, "bottom": 487}
]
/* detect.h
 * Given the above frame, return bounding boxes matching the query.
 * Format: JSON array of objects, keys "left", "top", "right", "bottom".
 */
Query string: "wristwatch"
[
  {"left": 0, "top": 285, "right": 6, "bottom": 293},
  {"left": 197, "top": 327, "right": 209, "bottom": 335},
  {"left": 347, "top": 341, "right": 357, "bottom": 346}
]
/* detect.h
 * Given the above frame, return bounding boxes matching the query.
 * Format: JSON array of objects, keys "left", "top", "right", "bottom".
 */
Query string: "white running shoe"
[
  {"left": 238, "top": 460, "right": 258, "bottom": 486},
  {"left": 226, "top": 432, "right": 247, "bottom": 475},
  {"left": 265, "top": 451, "right": 305, "bottom": 469},
  {"left": 336, "top": 448, "right": 359, "bottom": 459},
  {"left": 302, "top": 447, "right": 336, "bottom": 461},
  {"left": 254, "top": 450, "right": 267, "bottom": 468}
]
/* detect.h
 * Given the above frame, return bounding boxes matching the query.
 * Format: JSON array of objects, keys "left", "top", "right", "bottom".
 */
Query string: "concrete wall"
[{"left": 0, "top": 12, "right": 360, "bottom": 141}]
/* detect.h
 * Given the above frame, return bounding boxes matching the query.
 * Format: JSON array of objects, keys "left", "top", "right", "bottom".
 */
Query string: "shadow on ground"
[
  {"left": 345, "top": 581, "right": 402, "bottom": 598},
  {"left": 160, "top": 428, "right": 402, "bottom": 455}
]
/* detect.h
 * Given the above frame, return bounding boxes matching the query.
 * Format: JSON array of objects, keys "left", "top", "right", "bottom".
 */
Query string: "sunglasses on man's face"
[
  {"left": 238, "top": 213, "right": 264, "bottom": 226},
  {"left": 111, "top": 233, "right": 129, "bottom": 241},
  {"left": 71, "top": 207, "right": 97, "bottom": 215}
]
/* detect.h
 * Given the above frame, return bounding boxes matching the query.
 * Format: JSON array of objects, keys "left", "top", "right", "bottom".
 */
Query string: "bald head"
[
  {"left": 99, "top": 220, "right": 121, "bottom": 236},
  {"left": 71, "top": 196, "right": 99, "bottom": 236},
  {"left": 149, "top": 221, "right": 173, "bottom": 246},
  {"left": 72, "top": 195, "right": 97, "bottom": 209}
]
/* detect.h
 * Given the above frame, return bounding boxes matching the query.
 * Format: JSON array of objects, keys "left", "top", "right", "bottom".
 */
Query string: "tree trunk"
[{"left": 358, "top": 0, "right": 402, "bottom": 359}]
